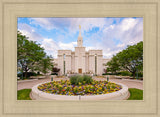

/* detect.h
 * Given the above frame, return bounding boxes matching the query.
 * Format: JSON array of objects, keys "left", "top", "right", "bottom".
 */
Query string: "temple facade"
[{"left": 54, "top": 26, "right": 110, "bottom": 75}]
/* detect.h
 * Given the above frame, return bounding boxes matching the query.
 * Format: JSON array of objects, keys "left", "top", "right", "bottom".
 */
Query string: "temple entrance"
[{"left": 78, "top": 68, "right": 82, "bottom": 73}]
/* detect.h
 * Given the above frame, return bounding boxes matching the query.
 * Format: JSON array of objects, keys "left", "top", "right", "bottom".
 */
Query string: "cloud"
[
  {"left": 99, "top": 18, "right": 143, "bottom": 58},
  {"left": 18, "top": 17, "right": 143, "bottom": 59},
  {"left": 58, "top": 41, "right": 77, "bottom": 51},
  {"left": 41, "top": 38, "right": 77, "bottom": 58},
  {"left": 30, "top": 18, "right": 71, "bottom": 30},
  {"left": 41, "top": 38, "right": 60, "bottom": 58},
  {"left": 30, "top": 18, "right": 114, "bottom": 34},
  {"left": 18, "top": 23, "right": 43, "bottom": 42}
]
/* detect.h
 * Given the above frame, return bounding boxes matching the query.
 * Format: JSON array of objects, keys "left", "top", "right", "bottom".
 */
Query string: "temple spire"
[
  {"left": 77, "top": 25, "right": 83, "bottom": 47},
  {"left": 79, "top": 25, "right": 81, "bottom": 36}
]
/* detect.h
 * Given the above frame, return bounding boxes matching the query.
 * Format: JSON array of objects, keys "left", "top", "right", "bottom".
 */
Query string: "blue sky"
[{"left": 17, "top": 17, "right": 143, "bottom": 58}]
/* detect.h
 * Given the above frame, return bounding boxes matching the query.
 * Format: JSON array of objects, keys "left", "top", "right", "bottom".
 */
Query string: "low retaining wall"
[{"left": 31, "top": 82, "right": 128, "bottom": 100}]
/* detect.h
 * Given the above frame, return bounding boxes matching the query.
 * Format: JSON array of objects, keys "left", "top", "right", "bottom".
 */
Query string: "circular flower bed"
[{"left": 38, "top": 80, "right": 122, "bottom": 96}]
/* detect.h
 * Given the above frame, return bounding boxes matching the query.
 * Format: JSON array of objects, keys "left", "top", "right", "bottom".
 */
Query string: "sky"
[{"left": 17, "top": 17, "right": 143, "bottom": 59}]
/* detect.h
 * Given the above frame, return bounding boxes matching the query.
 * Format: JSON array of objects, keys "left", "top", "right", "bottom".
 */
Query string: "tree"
[
  {"left": 117, "top": 41, "right": 143, "bottom": 78},
  {"left": 38, "top": 56, "right": 53, "bottom": 75},
  {"left": 52, "top": 67, "right": 60, "bottom": 73},
  {"left": 17, "top": 31, "right": 46, "bottom": 78},
  {"left": 107, "top": 55, "right": 120, "bottom": 74},
  {"left": 106, "top": 41, "right": 143, "bottom": 78}
]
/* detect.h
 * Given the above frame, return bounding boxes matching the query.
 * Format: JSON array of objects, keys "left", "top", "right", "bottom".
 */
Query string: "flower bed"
[{"left": 37, "top": 80, "right": 122, "bottom": 96}]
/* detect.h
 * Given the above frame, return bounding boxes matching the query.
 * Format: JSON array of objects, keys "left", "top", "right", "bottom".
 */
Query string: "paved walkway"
[
  {"left": 110, "top": 79, "right": 143, "bottom": 90},
  {"left": 17, "top": 78, "right": 143, "bottom": 90}
]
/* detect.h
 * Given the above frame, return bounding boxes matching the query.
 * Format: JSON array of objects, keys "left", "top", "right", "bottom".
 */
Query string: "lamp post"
[{"left": 107, "top": 76, "right": 109, "bottom": 82}]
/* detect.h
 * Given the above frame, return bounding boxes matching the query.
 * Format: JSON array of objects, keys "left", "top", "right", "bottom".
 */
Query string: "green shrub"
[
  {"left": 70, "top": 75, "right": 78, "bottom": 85},
  {"left": 77, "top": 76, "right": 83, "bottom": 85},
  {"left": 70, "top": 75, "right": 93, "bottom": 85},
  {"left": 17, "top": 72, "right": 37, "bottom": 79},
  {"left": 137, "top": 72, "right": 143, "bottom": 77},
  {"left": 83, "top": 75, "right": 93, "bottom": 84},
  {"left": 118, "top": 71, "right": 132, "bottom": 76},
  {"left": 102, "top": 72, "right": 118, "bottom": 75},
  {"left": 51, "top": 72, "right": 58, "bottom": 75}
]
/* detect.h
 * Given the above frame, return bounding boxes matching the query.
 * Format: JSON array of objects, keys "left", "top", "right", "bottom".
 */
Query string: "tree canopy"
[
  {"left": 107, "top": 41, "right": 143, "bottom": 77},
  {"left": 17, "top": 31, "right": 53, "bottom": 78}
]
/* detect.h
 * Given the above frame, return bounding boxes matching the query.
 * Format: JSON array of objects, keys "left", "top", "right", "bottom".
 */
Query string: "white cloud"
[
  {"left": 58, "top": 41, "right": 77, "bottom": 51},
  {"left": 41, "top": 39, "right": 77, "bottom": 58},
  {"left": 99, "top": 18, "right": 143, "bottom": 58},
  {"left": 30, "top": 18, "right": 71, "bottom": 30},
  {"left": 18, "top": 17, "right": 143, "bottom": 59},
  {"left": 117, "top": 43, "right": 125, "bottom": 48},
  {"left": 18, "top": 23, "right": 43, "bottom": 42},
  {"left": 120, "top": 18, "right": 138, "bottom": 31},
  {"left": 41, "top": 38, "right": 60, "bottom": 58}
]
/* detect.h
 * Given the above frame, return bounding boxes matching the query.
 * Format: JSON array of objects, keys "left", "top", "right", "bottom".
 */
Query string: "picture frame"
[{"left": 0, "top": 0, "right": 159, "bottom": 117}]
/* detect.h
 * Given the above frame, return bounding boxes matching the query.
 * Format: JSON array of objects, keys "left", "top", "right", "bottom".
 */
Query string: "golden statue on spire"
[{"left": 79, "top": 25, "right": 81, "bottom": 29}]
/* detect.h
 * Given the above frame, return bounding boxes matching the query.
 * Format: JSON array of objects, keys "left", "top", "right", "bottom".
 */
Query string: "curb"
[{"left": 31, "top": 81, "right": 129, "bottom": 100}]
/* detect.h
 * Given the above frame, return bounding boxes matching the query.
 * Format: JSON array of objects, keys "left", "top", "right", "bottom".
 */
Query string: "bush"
[
  {"left": 17, "top": 72, "right": 37, "bottom": 79},
  {"left": 52, "top": 67, "right": 60, "bottom": 72},
  {"left": 118, "top": 71, "right": 132, "bottom": 76},
  {"left": 51, "top": 72, "right": 58, "bottom": 75},
  {"left": 70, "top": 75, "right": 78, "bottom": 85},
  {"left": 102, "top": 72, "right": 118, "bottom": 75},
  {"left": 70, "top": 75, "right": 93, "bottom": 85},
  {"left": 83, "top": 75, "right": 93, "bottom": 84},
  {"left": 137, "top": 72, "right": 143, "bottom": 77}
]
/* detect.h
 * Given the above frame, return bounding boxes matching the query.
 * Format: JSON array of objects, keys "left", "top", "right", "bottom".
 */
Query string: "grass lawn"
[
  {"left": 17, "top": 88, "right": 143, "bottom": 100},
  {"left": 17, "top": 89, "right": 32, "bottom": 100},
  {"left": 127, "top": 88, "right": 143, "bottom": 100}
]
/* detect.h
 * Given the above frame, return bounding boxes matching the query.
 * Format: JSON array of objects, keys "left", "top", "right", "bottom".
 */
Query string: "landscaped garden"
[{"left": 37, "top": 75, "right": 122, "bottom": 96}]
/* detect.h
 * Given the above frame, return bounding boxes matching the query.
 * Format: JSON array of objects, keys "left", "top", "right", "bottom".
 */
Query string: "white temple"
[{"left": 54, "top": 25, "right": 110, "bottom": 75}]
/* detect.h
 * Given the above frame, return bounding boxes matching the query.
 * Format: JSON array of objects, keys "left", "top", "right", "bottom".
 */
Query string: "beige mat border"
[{"left": 0, "top": 0, "right": 159, "bottom": 117}]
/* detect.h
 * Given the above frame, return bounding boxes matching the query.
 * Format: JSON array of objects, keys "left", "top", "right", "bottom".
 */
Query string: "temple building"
[{"left": 54, "top": 25, "right": 110, "bottom": 75}]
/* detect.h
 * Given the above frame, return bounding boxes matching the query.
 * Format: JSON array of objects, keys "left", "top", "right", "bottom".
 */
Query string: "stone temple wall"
[
  {"left": 55, "top": 49, "right": 108, "bottom": 76},
  {"left": 88, "top": 50, "right": 103, "bottom": 75}
]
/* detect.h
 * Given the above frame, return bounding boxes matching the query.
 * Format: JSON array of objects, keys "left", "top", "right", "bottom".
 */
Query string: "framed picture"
[{"left": 0, "top": 0, "right": 159, "bottom": 117}]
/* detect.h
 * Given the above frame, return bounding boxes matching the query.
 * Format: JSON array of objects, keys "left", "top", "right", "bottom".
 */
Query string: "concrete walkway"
[
  {"left": 110, "top": 79, "right": 143, "bottom": 90},
  {"left": 17, "top": 78, "right": 68, "bottom": 90},
  {"left": 17, "top": 77, "right": 143, "bottom": 90}
]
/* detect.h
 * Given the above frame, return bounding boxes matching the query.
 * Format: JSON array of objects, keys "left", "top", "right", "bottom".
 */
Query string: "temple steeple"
[{"left": 77, "top": 25, "right": 83, "bottom": 47}]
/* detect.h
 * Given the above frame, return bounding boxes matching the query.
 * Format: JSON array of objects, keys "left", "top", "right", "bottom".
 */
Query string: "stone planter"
[{"left": 31, "top": 82, "right": 129, "bottom": 100}]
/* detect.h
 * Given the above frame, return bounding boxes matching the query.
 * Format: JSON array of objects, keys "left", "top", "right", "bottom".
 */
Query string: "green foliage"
[
  {"left": 51, "top": 72, "right": 58, "bottom": 75},
  {"left": 106, "top": 41, "right": 143, "bottom": 78},
  {"left": 38, "top": 56, "right": 53, "bottom": 74},
  {"left": 70, "top": 75, "right": 79, "bottom": 85},
  {"left": 17, "top": 31, "right": 52, "bottom": 78},
  {"left": 102, "top": 73, "right": 117, "bottom": 75},
  {"left": 118, "top": 71, "right": 132, "bottom": 76},
  {"left": 83, "top": 75, "right": 93, "bottom": 84},
  {"left": 127, "top": 88, "right": 143, "bottom": 100},
  {"left": 107, "top": 55, "right": 120, "bottom": 74},
  {"left": 137, "top": 72, "right": 143, "bottom": 77},
  {"left": 18, "top": 72, "right": 37, "bottom": 79},
  {"left": 70, "top": 75, "right": 93, "bottom": 85},
  {"left": 17, "top": 89, "right": 32, "bottom": 100}
]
